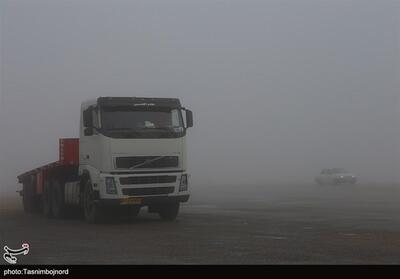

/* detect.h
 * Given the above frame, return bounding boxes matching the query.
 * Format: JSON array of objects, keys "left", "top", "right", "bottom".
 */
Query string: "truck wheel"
[
  {"left": 126, "top": 206, "right": 141, "bottom": 219},
  {"left": 51, "top": 180, "right": 66, "bottom": 218},
  {"left": 158, "top": 202, "right": 180, "bottom": 221},
  {"left": 83, "top": 181, "right": 102, "bottom": 223},
  {"left": 22, "top": 178, "right": 41, "bottom": 213},
  {"left": 22, "top": 183, "right": 34, "bottom": 213},
  {"left": 42, "top": 181, "right": 53, "bottom": 218}
]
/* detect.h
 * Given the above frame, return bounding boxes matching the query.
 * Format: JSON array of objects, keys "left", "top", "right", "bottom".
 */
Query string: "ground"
[{"left": 1, "top": 183, "right": 399, "bottom": 264}]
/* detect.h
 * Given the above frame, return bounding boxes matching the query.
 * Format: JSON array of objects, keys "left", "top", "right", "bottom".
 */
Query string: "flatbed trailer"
[{"left": 17, "top": 139, "right": 79, "bottom": 214}]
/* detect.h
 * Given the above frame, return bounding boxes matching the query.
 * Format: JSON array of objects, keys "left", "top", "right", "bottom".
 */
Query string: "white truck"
[{"left": 17, "top": 97, "right": 193, "bottom": 223}]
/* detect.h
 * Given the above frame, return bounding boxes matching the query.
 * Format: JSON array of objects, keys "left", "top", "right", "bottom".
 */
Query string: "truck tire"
[
  {"left": 51, "top": 180, "right": 66, "bottom": 218},
  {"left": 83, "top": 180, "right": 102, "bottom": 223},
  {"left": 22, "top": 177, "right": 41, "bottom": 213},
  {"left": 42, "top": 181, "right": 53, "bottom": 218},
  {"left": 158, "top": 202, "right": 180, "bottom": 221},
  {"left": 125, "top": 206, "right": 141, "bottom": 220},
  {"left": 22, "top": 182, "right": 35, "bottom": 213}
]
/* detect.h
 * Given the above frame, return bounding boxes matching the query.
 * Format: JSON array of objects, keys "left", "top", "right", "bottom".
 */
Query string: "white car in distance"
[{"left": 315, "top": 168, "right": 357, "bottom": 185}]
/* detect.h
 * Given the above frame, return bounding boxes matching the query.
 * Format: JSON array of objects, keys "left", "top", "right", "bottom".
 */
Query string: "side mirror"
[
  {"left": 185, "top": 109, "right": 193, "bottom": 128},
  {"left": 84, "top": 127, "right": 94, "bottom": 136},
  {"left": 83, "top": 107, "right": 93, "bottom": 128}
]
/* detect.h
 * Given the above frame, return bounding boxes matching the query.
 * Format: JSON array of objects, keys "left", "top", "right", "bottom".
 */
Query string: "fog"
[{"left": 1, "top": 0, "right": 399, "bottom": 196}]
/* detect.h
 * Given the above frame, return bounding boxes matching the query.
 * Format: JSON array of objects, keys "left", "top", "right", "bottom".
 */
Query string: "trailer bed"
[{"left": 17, "top": 138, "right": 79, "bottom": 195}]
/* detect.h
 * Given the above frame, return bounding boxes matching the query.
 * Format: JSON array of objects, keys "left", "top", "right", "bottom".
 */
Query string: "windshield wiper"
[
  {"left": 137, "top": 127, "right": 172, "bottom": 131},
  {"left": 129, "top": 156, "right": 167, "bottom": 169},
  {"left": 136, "top": 127, "right": 177, "bottom": 137},
  {"left": 107, "top": 128, "right": 135, "bottom": 131}
]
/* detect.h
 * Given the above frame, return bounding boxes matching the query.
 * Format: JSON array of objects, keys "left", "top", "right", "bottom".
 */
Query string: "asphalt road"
[{"left": 1, "top": 183, "right": 399, "bottom": 264}]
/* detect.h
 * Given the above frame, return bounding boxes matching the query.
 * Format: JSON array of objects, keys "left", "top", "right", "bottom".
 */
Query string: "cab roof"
[{"left": 81, "top": 97, "right": 181, "bottom": 109}]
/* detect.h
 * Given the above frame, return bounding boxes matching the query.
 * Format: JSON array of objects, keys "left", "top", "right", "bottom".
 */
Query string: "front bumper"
[
  {"left": 96, "top": 171, "right": 190, "bottom": 201},
  {"left": 95, "top": 195, "right": 190, "bottom": 207}
]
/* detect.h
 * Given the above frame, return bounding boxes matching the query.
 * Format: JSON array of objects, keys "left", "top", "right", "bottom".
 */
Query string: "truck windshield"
[{"left": 100, "top": 107, "right": 184, "bottom": 138}]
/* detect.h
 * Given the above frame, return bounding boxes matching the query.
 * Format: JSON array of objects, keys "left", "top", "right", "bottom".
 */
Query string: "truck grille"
[
  {"left": 115, "top": 156, "right": 179, "bottom": 169},
  {"left": 122, "top": 187, "right": 175, "bottom": 196},
  {"left": 119, "top": 175, "right": 177, "bottom": 185}
]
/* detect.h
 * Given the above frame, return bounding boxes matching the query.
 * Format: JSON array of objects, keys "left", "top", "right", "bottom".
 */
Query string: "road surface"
[{"left": 1, "top": 183, "right": 399, "bottom": 264}]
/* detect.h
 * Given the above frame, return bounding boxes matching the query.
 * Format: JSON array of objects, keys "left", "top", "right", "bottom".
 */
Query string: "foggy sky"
[{"left": 1, "top": 0, "right": 399, "bottom": 194}]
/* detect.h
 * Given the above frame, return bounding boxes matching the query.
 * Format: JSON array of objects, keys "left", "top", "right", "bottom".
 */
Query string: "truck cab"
[{"left": 79, "top": 97, "right": 193, "bottom": 222}]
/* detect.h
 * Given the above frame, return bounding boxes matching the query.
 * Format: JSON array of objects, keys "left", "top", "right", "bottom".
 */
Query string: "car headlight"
[
  {"left": 179, "top": 174, "right": 188, "bottom": 192},
  {"left": 105, "top": 177, "right": 117, "bottom": 194}
]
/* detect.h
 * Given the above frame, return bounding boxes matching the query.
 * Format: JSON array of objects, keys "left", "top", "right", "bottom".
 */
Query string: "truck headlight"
[
  {"left": 179, "top": 174, "right": 188, "bottom": 192},
  {"left": 105, "top": 177, "right": 117, "bottom": 194}
]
